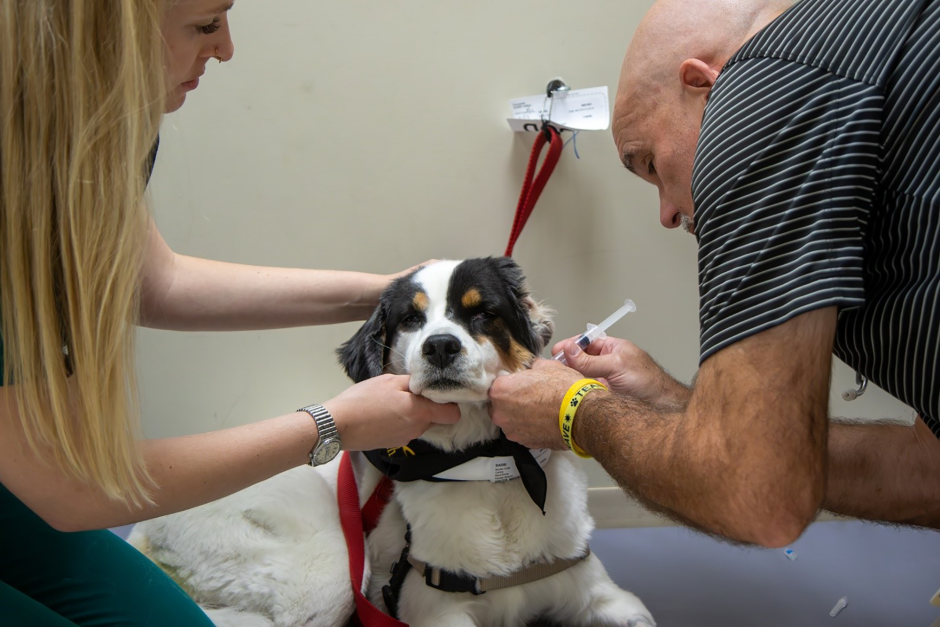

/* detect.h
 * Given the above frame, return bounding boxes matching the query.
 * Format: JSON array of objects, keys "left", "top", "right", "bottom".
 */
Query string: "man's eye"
[{"left": 647, "top": 159, "right": 656, "bottom": 176}]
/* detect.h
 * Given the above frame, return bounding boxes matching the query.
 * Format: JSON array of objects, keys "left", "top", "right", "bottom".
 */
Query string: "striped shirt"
[{"left": 692, "top": 0, "right": 939, "bottom": 437}]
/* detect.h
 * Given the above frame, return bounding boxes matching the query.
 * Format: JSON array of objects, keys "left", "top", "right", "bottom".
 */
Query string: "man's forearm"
[
  {"left": 575, "top": 392, "right": 787, "bottom": 545},
  {"left": 577, "top": 392, "right": 727, "bottom": 536},
  {"left": 824, "top": 417, "right": 940, "bottom": 528}
]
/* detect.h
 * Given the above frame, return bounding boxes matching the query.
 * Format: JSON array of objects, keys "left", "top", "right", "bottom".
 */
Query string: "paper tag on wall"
[{"left": 507, "top": 86, "right": 609, "bottom": 132}]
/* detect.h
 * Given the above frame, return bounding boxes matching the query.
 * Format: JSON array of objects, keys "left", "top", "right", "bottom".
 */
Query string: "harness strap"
[{"left": 406, "top": 549, "right": 591, "bottom": 595}]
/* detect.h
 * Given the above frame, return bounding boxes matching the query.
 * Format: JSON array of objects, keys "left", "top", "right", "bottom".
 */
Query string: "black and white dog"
[{"left": 130, "top": 258, "right": 654, "bottom": 627}]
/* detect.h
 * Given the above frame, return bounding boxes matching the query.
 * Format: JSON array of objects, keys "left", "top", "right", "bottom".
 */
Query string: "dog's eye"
[
  {"left": 472, "top": 311, "right": 497, "bottom": 324},
  {"left": 400, "top": 314, "right": 422, "bottom": 327}
]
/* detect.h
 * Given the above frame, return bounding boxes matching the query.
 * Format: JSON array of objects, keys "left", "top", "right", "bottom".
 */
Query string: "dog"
[{"left": 129, "top": 258, "right": 654, "bottom": 627}]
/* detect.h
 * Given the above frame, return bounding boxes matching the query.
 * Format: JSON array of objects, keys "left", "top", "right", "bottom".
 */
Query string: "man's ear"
[{"left": 679, "top": 58, "right": 719, "bottom": 100}]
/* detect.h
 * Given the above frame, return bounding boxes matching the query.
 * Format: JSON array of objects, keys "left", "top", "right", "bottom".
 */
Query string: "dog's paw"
[{"left": 584, "top": 588, "right": 655, "bottom": 627}]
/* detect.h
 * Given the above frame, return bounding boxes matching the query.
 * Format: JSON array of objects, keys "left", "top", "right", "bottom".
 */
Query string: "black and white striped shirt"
[{"left": 693, "top": 0, "right": 939, "bottom": 437}]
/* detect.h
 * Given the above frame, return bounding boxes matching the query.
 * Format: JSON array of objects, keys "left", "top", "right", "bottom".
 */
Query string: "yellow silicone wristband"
[{"left": 558, "top": 379, "right": 607, "bottom": 459}]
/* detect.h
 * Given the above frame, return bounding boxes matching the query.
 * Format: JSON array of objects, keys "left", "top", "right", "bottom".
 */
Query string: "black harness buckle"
[{"left": 381, "top": 527, "right": 414, "bottom": 618}]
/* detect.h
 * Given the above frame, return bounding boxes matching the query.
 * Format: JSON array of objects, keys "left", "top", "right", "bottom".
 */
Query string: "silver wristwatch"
[{"left": 298, "top": 404, "right": 342, "bottom": 466}]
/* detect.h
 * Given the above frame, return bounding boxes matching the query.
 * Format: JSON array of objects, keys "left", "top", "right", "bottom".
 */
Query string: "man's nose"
[
  {"left": 659, "top": 195, "right": 682, "bottom": 229},
  {"left": 422, "top": 334, "right": 462, "bottom": 369}
]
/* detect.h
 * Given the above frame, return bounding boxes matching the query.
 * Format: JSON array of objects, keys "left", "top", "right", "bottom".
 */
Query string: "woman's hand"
[
  {"left": 323, "top": 374, "right": 460, "bottom": 450},
  {"left": 385, "top": 259, "right": 439, "bottom": 283},
  {"left": 554, "top": 336, "right": 690, "bottom": 409}
]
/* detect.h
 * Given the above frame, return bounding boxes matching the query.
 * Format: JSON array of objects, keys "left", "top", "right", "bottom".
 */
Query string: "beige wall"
[{"left": 141, "top": 0, "right": 912, "bottom": 491}]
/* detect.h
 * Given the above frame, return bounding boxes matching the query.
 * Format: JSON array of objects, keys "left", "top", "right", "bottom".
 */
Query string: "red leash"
[
  {"left": 505, "top": 126, "right": 564, "bottom": 257},
  {"left": 338, "top": 454, "right": 404, "bottom": 627}
]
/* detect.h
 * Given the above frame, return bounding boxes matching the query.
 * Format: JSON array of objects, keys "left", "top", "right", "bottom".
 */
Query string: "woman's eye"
[{"left": 198, "top": 18, "right": 221, "bottom": 35}]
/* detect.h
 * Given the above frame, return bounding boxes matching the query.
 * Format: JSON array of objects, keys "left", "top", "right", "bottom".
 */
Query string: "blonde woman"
[{"left": 0, "top": 1, "right": 459, "bottom": 625}]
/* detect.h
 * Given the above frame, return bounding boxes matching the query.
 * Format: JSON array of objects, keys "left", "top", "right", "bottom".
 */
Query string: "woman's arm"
[
  {"left": 138, "top": 220, "right": 410, "bottom": 331},
  {"left": 0, "top": 374, "right": 459, "bottom": 532}
]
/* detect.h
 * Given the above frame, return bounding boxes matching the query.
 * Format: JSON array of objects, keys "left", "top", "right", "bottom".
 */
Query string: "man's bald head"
[
  {"left": 620, "top": 0, "right": 796, "bottom": 105},
  {"left": 612, "top": 0, "right": 797, "bottom": 232}
]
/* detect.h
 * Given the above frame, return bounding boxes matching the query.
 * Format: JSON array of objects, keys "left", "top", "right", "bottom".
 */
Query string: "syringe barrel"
[{"left": 575, "top": 333, "right": 592, "bottom": 350}]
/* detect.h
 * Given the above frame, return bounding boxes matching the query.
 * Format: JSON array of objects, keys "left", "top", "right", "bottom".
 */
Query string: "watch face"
[{"left": 314, "top": 438, "right": 342, "bottom": 465}]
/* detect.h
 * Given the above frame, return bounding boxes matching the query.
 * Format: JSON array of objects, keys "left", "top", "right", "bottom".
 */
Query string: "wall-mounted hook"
[
  {"left": 541, "top": 78, "right": 570, "bottom": 138},
  {"left": 546, "top": 78, "right": 569, "bottom": 98}
]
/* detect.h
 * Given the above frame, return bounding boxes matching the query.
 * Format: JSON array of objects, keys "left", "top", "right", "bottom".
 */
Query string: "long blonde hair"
[{"left": 0, "top": 0, "right": 165, "bottom": 505}]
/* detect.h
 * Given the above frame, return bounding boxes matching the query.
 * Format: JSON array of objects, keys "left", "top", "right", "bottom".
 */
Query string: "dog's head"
[{"left": 338, "top": 257, "right": 553, "bottom": 403}]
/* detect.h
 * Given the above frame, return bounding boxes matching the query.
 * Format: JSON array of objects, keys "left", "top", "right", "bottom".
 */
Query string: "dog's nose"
[{"left": 422, "top": 334, "right": 462, "bottom": 369}]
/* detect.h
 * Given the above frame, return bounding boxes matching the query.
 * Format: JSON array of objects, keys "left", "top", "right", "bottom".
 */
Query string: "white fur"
[
  {"left": 129, "top": 465, "right": 357, "bottom": 627},
  {"left": 129, "top": 260, "right": 654, "bottom": 627}
]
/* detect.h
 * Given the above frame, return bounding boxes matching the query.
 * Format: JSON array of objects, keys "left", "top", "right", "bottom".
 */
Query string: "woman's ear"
[
  {"left": 336, "top": 303, "right": 388, "bottom": 383},
  {"left": 679, "top": 58, "right": 719, "bottom": 100}
]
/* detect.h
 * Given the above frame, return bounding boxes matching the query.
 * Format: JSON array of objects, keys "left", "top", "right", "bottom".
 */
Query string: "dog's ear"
[
  {"left": 490, "top": 257, "right": 555, "bottom": 353},
  {"left": 522, "top": 295, "right": 554, "bottom": 350},
  {"left": 336, "top": 303, "right": 388, "bottom": 383}
]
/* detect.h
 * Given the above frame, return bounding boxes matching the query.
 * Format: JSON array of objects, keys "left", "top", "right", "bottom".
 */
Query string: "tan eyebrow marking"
[
  {"left": 413, "top": 292, "right": 429, "bottom": 312},
  {"left": 461, "top": 288, "right": 482, "bottom": 309}
]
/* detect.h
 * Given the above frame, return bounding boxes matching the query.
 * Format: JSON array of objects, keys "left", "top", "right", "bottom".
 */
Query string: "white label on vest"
[{"left": 433, "top": 449, "right": 552, "bottom": 483}]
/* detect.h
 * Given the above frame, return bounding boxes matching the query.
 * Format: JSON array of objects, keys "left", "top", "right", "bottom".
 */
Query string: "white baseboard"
[{"left": 587, "top": 487, "right": 843, "bottom": 530}]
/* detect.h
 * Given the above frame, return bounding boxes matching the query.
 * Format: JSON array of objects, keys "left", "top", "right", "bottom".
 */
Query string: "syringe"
[{"left": 553, "top": 299, "right": 636, "bottom": 365}]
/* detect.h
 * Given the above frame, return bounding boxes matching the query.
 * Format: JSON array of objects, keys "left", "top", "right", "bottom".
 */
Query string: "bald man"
[{"left": 489, "top": 0, "right": 940, "bottom": 547}]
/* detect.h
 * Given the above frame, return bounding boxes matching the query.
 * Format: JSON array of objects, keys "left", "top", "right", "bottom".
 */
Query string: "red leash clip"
[{"left": 504, "top": 124, "right": 564, "bottom": 257}]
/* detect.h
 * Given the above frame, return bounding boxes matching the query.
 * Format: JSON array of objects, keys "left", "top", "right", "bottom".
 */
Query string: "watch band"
[{"left": 297, "top": 404, "right": 339, "bottom": 466}]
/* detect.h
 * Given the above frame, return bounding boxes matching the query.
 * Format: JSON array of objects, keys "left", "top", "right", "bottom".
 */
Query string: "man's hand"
[
  {"left": 554, "top": 336, "right": 691, "bottom": 409},
  {"left": 488, "top": 360, "right": 586, "bottom": 450}
]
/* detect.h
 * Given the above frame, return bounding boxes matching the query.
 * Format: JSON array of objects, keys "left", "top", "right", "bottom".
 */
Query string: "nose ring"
[{"left": 214, "top": 46, "right": 222, "bottom": 63}]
